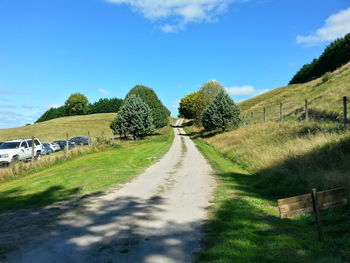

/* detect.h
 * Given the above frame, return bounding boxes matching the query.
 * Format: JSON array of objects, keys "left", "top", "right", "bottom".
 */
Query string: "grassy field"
[
  {"left": 239, "top": 62, "right": 350, "bottom": 123},
  {"left": 193, "top": 139, "right": 350, "bottom": 263},
  {"left": 0, "top": 125, "right": 174, "bottom": 212},
  {"left": 0, "top": 113, "right": 116, "bottom": 142}
]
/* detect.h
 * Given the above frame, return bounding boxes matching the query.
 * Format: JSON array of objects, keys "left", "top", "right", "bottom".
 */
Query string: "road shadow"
[{"left": 0, "top": 190, "right": 205, "bottom": 263}]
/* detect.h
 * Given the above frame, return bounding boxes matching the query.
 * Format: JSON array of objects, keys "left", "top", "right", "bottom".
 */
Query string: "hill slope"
[
  {"left": 0, "top": 113, "right": 116, "bottom": 142},
  {"left": 239, "top": 62, "right": 350, "bottom": 122}
]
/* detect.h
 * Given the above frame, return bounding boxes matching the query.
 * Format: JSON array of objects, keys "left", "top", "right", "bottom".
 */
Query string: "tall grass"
[{"left": 186, "top": 121, "right": 350, "bottom": 197}]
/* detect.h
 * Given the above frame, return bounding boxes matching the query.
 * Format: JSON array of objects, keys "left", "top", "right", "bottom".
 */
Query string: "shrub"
[
  {"left": 114, "top": 95, "right": 155, "bottom": 140},
  {"left": 202, "top": 91, "right": 241, "bottom": 132},
  {"left": 321, "top": 72, "right": 332, "bottom": 83}
]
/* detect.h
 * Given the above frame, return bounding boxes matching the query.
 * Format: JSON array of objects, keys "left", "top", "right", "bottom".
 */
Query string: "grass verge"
[
  {"left": 0, "top": 126, "right": 174, "bottom": 212},
  {"left": 193, "top": 139, "right": 350, "bottom": 263}
]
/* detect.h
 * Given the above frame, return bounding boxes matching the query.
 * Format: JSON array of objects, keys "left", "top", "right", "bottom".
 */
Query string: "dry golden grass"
[
  {"left": 187, "top": 121, "right": 350, "bottom": 196},
  {"left": 239, "top": 62, "right": 350, "bottom": 122},
  {"left": 0, "top": 113, "right": 116, "bottom": 142}
]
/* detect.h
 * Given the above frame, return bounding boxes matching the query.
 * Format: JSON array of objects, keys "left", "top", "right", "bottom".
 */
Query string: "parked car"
[
  {"left": 45, "top": 142, "right": 61, "bottom": 152},
  {"left": 0, "top": 138, "right": 42, "bottom": 165},
  {"left": 42, "top": 143, "right": 53, "bottom": 155},
  {"left": 0, "top": 142, "right": 3, "bottom": 146},
  {"left": 53, "top": 140, "right": 75, "bottom": 150},
  {"left": 69, "top": 136, "right": 90, "bottom": 146}
]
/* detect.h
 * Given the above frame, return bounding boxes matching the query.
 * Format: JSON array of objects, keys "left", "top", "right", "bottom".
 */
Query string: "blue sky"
[{"left": 0, "top": 0, "right": 350, "bottom": 128}]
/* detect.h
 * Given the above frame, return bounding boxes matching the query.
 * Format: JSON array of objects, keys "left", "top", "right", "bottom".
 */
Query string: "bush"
[
  {"left": 321, "top": 72, "right": 332, "bottom": 83},
  {"left": 202, "top": 91, "right": 241, "bottom": 132},
  {"left": 113, "top": 95, "right": 155, "bottom": 140},
  {"left": 126, "top": 85, "right": 169, "bottom": 128}
]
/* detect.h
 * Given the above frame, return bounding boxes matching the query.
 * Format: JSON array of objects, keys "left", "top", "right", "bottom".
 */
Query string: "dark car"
[
  {"left": 42, "top": 143, "right": 53, "bottom": 155},
  {"left": 0, "top": 142, "right": 3, "bottom": 146},
  {"left": 69, "top": 136, "right": 90, "bottom": 146},
  {"left": 53, "top": 140, "right": 75, "bottom": 150}
]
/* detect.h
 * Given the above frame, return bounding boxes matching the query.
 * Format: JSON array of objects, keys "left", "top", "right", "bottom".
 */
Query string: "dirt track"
[{"left": 1, "top": 119, "right": 214, "bottom": 263}]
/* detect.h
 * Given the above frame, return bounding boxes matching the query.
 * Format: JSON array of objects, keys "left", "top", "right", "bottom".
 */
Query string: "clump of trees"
[
  {"left": 289, "top": 32, "right": 350, "bottom": 84},
  {"left": 178, "top": 80, "right": 241, "bottom": 132},
  {"left": 111, "top": 95, "right": 155, "bottom": 140},
  {"left": 125, "top": 85, "right": 170, "bottom": 128},
  {"left": 87, "top": 98, "right": 123, "bottom": 114},
  {"left": 202, "top": 91, "right": 241, "bottom": 131},
  {"left": 36, "top": 94, "right": 123, "bottom": 123}
]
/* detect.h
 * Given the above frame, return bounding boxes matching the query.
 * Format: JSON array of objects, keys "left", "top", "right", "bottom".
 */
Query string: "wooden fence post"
[
  {"left": 263, "top": 107, "right": 266, "bottom": 122},
  {"left": 88, "top": 131, "right": 91, "bottom": 146},
  {"left": 311, "top": 188, "right": 325, "bottom": 242},
  {"left": 305, "top": 99, "right": 309, "bottom": 122},
  {"left": 31, "top": 136, "right": 35, "bottom": 162},
  {"left": 65, "top": 133, "right": 69, "bottom": 157},
  {"left": 343, "top": 96, "right": 347, "bottom": 127},
  {"left": 280, "top": 103, "right": 283, "bottom": 122}
]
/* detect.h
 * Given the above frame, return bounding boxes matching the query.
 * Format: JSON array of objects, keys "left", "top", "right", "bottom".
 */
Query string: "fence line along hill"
[{"left": 239, "top": 62, "right": 350, "bottom": 123}]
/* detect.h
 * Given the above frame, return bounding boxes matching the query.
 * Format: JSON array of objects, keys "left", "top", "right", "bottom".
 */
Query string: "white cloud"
[
  {"left": 98, "top": 88, "right": 108, "bottom": 94},
  {"left": 106, "top": 0, "right": 241, "bottom": 32},
  {"left": 0, "top": 110, "right": 38, "bottom": 129},
  {"left": 297, "top": 7, "right": 350, "bottom": 46},
  {"left": 225, "top": 85, "right": 257, "bottom": 95}
]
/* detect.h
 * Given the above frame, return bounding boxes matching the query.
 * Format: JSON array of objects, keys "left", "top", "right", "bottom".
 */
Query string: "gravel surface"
[{"left": 1, "top": 119, "right": 214, "bottom": 263}]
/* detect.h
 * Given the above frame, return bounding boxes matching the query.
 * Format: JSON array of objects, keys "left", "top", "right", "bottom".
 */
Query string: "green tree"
[
  {"left": 126, "top": 85, "right": 169, "bottom": 128},
  {"left": 178, "top": 90, "right": 210, "bottom": 125},
  {"left": 289, "top": 32, "right": 350, "bottom": 84},
  {"left": 65, "top": 93, "right": 89, "bottom": 115},
  {"left": 200, "top": 80, "right": 226, "bottom": 101},
  {"left": 114, "top": 95, "right": 155, "bottom": 140},
  {"left": 36, "top": 105, "right": 68, "bottom": 123},
  {"left": 202, "top": 91, "right": 241, "bottom": 132},
  {"left": 88, "top": 98, "right": 123, "bottom": 114}
]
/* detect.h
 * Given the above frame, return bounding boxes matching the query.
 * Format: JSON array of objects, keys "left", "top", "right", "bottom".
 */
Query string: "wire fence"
[{"left": 242, "top": 96, "right": 349, "bottom": 127}]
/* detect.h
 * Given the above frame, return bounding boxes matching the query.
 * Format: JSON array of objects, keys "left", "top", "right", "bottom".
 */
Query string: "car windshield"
[{"left": 0, "top": 142, "right": 20, "bottom": 149}]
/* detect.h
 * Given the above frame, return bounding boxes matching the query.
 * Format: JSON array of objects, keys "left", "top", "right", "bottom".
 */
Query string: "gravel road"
[{"left": 2, "top": 119, "right": 214, "bottom": 263}]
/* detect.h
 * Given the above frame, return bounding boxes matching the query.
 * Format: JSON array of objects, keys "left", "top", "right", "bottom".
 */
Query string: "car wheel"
[
  {"left": 35, "top": 152, "right": 42, "bottom": 161},
  {"left": 11, "top": 156, "right": 19, "bottom": 165}
]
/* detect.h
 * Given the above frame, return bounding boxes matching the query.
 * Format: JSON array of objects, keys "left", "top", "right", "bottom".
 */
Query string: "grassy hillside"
[
  {"left": 239, "top": 62, "right": 350, "bottom": 122},
  {"left": 0, "top": 113, "right": 116, "bottom": 142}
]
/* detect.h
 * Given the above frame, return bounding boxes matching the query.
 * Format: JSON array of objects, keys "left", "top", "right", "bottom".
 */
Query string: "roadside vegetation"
[
  {"left": 192, "top": 139, "right": 350, "bottom": 263},
  {"left": 0, "top": 125, "right": 174, "bottom": 212}
]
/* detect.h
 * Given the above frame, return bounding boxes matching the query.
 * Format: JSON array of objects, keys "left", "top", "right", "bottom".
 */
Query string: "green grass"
[
  {"left": 0, "top": 113, "right": 116, "bottom": 142},
  {"left": 0, "top": 126, "right": 174, "bottom": 212},
  {"left": 239, "top": 62, "right": 350, "bottom": 123},
  {"left": 193, "top": 139, "right": 350, "bottom": 263}
]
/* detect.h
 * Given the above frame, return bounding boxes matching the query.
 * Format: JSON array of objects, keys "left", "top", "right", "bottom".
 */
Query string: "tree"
[
  {"left": 289, "top": 32, "right": 350, "bottom": 84},
  {"left": 65, "top": 93, "right": 89, "bottom": 115},
  {"left": 126, "top": 85, "right": 169, "bottom": 128},
  {"left": 88, "top": 98, "right": 123, "bottom": 114},
  {"left": 200, "top": 80, "right": 225, "bottom": 101},
  {"left": 178, "top": 90, "right": 210, "bottom": 125},
  {"left": 36, "top": 105, "right": 68, "bottom": 123},
  {"left": 114, "top": 95, "right": 155, "bottom": 140},
  {"left": 202, "top": 91, "right": 241, "bottom": 132}
]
